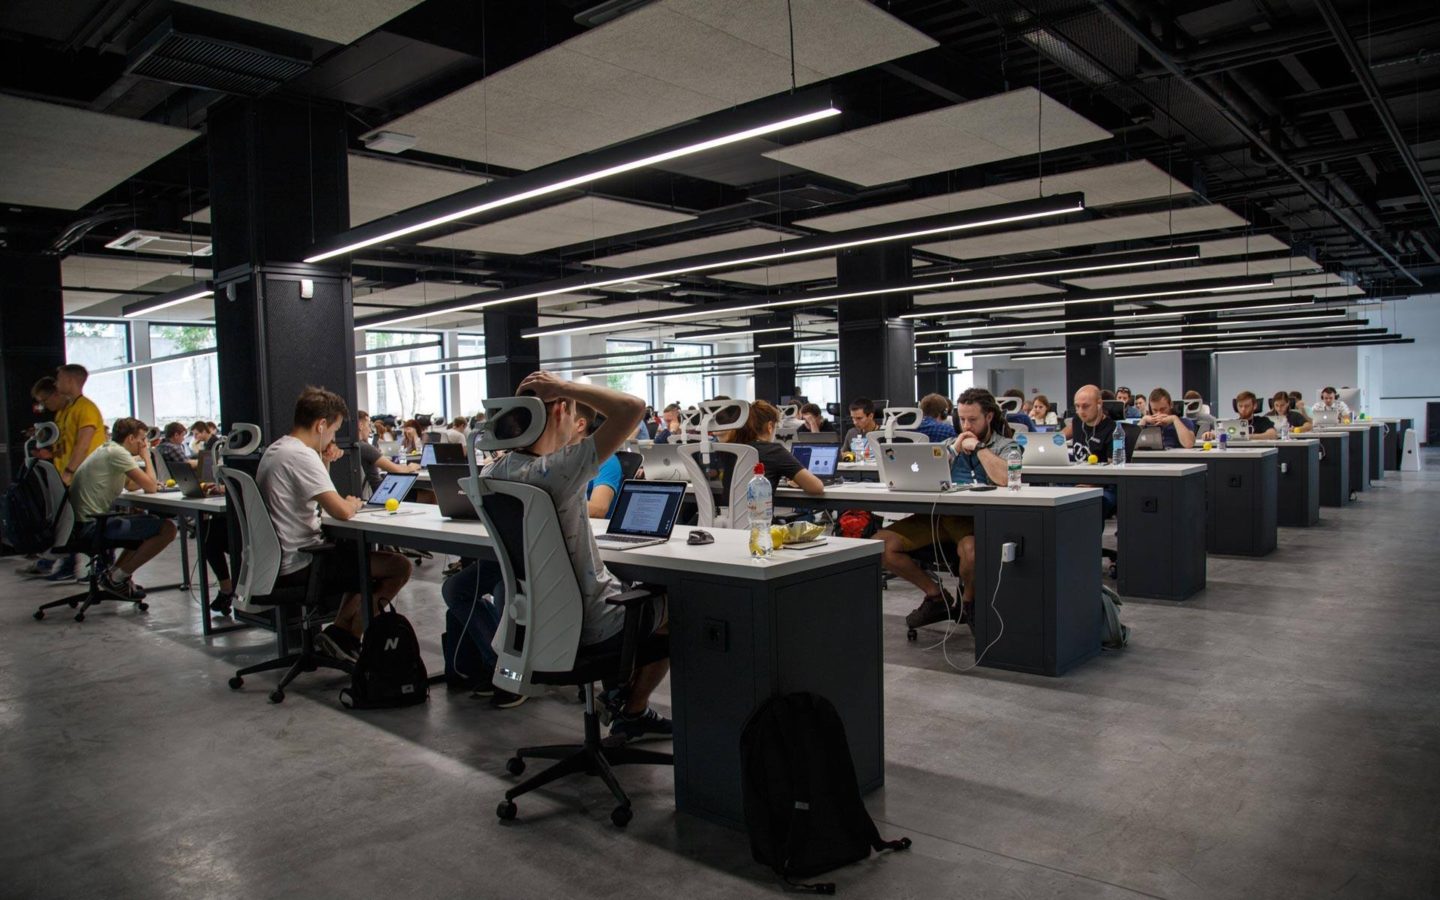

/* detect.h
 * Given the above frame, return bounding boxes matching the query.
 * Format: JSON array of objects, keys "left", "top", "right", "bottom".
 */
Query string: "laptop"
[
  {"left": 791, "top": 444, "right": 841, "bottom": 484},
  {"left": 427, "top": 463, "right": 479, "bottom": 519},
  {"left": 167, "top": 460, "right": 207, "bottom": 498},
  {"left": 1017, "top": 431, "right": 1073, "bottom": 466},
  {"left": 1312, "top": 408, "right": 1341, "bottom": 426},
  {"left": 875, "top": 444, "right": 958, "bottom": 492},
  {"left": 419, "top": 443, "right": 463, "bottom": 467},
  {"left": 593, "top": 480, "right": 687, "bottom": 549},
  {"left": 354, "top": 472, "right": 418, "bottom": 513},
  {"left": 1215, "top": 418, "right": 1252, "bottom": 441},
  {"left": 637, "top": 444, "right": 692, "bottom": 482},
  {"left": 378, "top": 439, "right": 402, "bottom": 457},
  {"left": 794, "top": 431, "right": 840, "bottom": 445}
]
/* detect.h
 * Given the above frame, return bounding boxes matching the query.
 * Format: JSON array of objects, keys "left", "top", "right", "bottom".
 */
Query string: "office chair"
[
  {"left": 33, "top": 513, "right": 149, "bottom": 622},
  {"left": 219, "top": 466, "right": 352, "bottom": 703},
  {"left": 464, "top": 398, "right": 672, "bottom": 827},
  {"left": 871, "top": 408, "right": 929, "bottom": 445},
  {"left": 614, "top": 449, "right": 643, "bottom": 482}
]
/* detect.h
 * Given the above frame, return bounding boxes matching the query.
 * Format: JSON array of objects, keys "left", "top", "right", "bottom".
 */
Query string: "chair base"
[
  {"left": 229, "top": 615, "right": 353, "bottom": 704},
  {"left": 498, "top": 687, "right": 672, "bottom": 828},
  {"left": 34, "top": 585, "right": 147, "bottom": 623}
]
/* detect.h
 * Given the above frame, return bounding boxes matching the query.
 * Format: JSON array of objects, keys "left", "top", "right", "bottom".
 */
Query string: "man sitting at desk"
[
  {"left": 1062, "top": 384, "right": 1118, "bottom": 518},
  {"left": 841, "top": 397, "right": 880, "bottom": 454},
  {"left": 877, "top": 388, "right": 1016, "bottom": 632},
  {"left": 1312, "top": 386, "right": 1351, "bottom": 419},
  {"left": 68, "top": 417, "right": 177, "bottom": 601},
  {"left": 916, "top": 393, "right": 958, "bottom": 443},
  {"left": 799, "top": 402, "right": 835, "bottom": 434},
  {"left": 1201, "top": 390, "right": 1277, "bottom": 440},
  {"left": 486, "top": 372, "right": 672, "bottom": 743},
  {"left": 1139, "top": 387, "right": 1196, "bottom": 449},
  {"left": 258, "top": 387, "right": 413, "bottom": 663},
  {"left": 156, "top": 422, "right": 194, "bottom": 471}
]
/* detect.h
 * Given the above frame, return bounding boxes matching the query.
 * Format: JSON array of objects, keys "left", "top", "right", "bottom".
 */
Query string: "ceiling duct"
[{"left": 125, "top": 20, "right": 311, "bottom": 97}]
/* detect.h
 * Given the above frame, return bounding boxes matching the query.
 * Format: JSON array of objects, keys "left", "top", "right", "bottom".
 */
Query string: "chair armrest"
[
  {"left": 299, "top": 541, "right": 339, "bottom": 555},
  {"left": 605, "top": 586, "right": 662, "bottom": 607},
  {"left": 607, "top": 584, "right": 665, "bottom": 685}
]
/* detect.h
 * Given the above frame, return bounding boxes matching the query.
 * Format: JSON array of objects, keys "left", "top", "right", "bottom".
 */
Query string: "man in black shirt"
[
  {"left": 1202, "top": 391, "right": 1277, "bottom": 440},
  {"left": 356, "top": 410, "right": 420, "bottom": 491},
  {"left": 1062, "top": 384, "right": 1117, "bottom": 518}
]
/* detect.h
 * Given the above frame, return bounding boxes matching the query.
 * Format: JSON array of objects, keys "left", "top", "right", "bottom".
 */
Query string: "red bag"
[{"left": 837, "top": 509, "right": 876, "bottom": 539}]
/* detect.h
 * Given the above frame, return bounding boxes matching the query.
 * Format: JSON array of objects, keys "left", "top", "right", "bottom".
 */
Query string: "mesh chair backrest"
[
  {"left": 468, "top": 477, "right": 584, "bottom": 696},
  {"left": 871, "top": 430, "right": 929, "bottom": 446},
  {"left": 614, "top": 450, "right": 643, "bottom": 481},
  {"left": 217, "top": 466, "right": 283, "bottom": 607},
  {"left": 675, "top": 442, "right": 760, "bottom": 530}
]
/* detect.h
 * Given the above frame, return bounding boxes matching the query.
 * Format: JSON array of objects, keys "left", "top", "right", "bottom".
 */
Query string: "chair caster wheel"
[
  {"left": 497, "top": 800, "right": 517, "bottom": 821},
  {"left": 229, "top": 676, "right": 244, "bottom": 690},
  {"left": 906, "top": 628, "right": 917, "bottom": 642},
  {"left": 33, "top": 610, "right": 44, "bottom": 620},
  {"left": 74, "top": 613, "right": 85, "bottom": 622},
  {"left": 137, "top": 602, "right": 149, "bottom": 612},
  {"left": 506, "top": 757, "right": 526, "bottom": 776},
  {"left": 268, "top": 689, "right": 285, "bottom": 704},
  {"left": 611, "top": 805, "right": 632, "bottom": 828}
]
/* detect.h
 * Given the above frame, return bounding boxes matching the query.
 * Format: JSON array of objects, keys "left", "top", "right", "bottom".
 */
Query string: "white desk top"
[
  {"left": 118, "top": 491, "right": 227, "bottom": 512},
  {"left": 321, "top": 506, "right": 880, "bottom": 582},
  {"left": 1133, "top": 447, "right": 1277, "bottom": 460},
  {"left": 1315, "top": 424, "right": 1378, "bottom": 432},
  {"left": 775, "top": 481, "right": 1101, "bottom": 508},
  {"left": 1240, "top": 438, "right": 1320, "bottom": 447},
  {"left": 1022, "top": 462, "right": 1206, "bottom": 477},
  {"left": 837, "top": 461, "right": 876, "bottom": 472}
]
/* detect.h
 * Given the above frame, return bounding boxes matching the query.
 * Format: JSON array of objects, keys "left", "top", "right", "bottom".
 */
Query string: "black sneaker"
[
  {"left": 316, "top": 625, "right": 360, "bottom": 663},
  {"left": 100, "top": 571, "right": 143, "bottom": 601},
  {"left": 209, "top": 591, "right": 234, "bottom": 616},
  {"left": 489, "top": 688, "right": 527, "bottom": 709},
  {"left": 608, "top": 707, "right": 672, "bottom": 743},
  {"left": 468, "top": 665, "right": 498, "bottom": 698},
  {"left": 905, "top": 588, "right": 958, "bottom": 629}
]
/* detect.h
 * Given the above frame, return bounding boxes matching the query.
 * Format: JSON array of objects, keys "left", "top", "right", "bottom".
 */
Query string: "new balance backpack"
[
  {"left": 340, "top": 607, "right": 429, "bottom": 709},
  {"left": 1, "top": 460, "right": 58, "bottom": 555},
  {"left": 741, "top": 692, "right": 910, "bottom": 893}
]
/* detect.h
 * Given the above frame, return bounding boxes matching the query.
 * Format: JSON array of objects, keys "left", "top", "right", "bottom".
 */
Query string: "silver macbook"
[
  {"left": 1215, "top": 419, "right": 1252, "bottom": 440},
  {"left": 876, "top": 444, "right": 957, "bottom": 492},
  {"left": 1018, "top": 431, "right": 1073, "bottom": 466},
  {"left": 1312, "top": 408, "right": 1341, "bottom": 426},
  {"left": 594, "top": 480, "right": 687, "bottom": 549}
]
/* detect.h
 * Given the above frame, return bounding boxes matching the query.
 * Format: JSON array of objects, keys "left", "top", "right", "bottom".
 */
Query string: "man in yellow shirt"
[{"left": 54, "top": 363, "right": 105, "bottom": 484}]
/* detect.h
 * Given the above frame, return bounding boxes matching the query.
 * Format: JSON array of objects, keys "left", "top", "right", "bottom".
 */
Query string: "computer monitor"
[{"left": 1336, "top": 387, "right": 1362, "bottom": 411}]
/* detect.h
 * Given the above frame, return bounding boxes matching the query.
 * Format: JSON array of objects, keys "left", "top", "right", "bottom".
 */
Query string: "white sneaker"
[{"left": 15, "top": 558, "right": 54, "bottom": 577}]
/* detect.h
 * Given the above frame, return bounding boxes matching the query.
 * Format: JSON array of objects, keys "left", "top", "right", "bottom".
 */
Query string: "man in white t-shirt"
[
  {"left": 1311, "top": 386, "right": 1352, "bottom": 418},
  {"left": 484, "top": 371, "right": 670, "bottom": 743},
  {"left": 257, "top": 386, "right": 412, "bottom": 662}
]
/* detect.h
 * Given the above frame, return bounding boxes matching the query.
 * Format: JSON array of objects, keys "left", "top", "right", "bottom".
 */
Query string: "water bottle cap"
[{"left": 754, "top": 463, "right": 765, "bottom": 475}]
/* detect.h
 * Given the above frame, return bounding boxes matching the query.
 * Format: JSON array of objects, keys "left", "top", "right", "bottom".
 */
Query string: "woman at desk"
[
  {"left": 1270, "top": 392, "right": 1313, "bottom": 433},
  {"left": 1029, "top": 395, "right": 1059, "bottom": 427},
  {"left": 722, "top": 400, "right": 824, "bottom": 496},
  {"left": 400, "top": 419, "right": 423, "bottom": 455}
]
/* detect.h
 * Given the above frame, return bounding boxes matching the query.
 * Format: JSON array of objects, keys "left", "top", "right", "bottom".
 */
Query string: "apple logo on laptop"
[{"left": 910, "top": 461, "right": 921, "bottom": 473}]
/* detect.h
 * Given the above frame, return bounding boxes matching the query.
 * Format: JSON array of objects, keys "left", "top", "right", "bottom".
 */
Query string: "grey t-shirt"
[{"left": 484, "top": 436, "right": 625, "bottom": 646}]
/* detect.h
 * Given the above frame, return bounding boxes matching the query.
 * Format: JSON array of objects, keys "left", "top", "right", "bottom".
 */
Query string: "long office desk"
[
  {"left": 773, "top": 483, "right": 1103, "bottom": 676},
  {"left": 1131, "top": 448, "right": 1278, "bottom": 557},
  {"left": 1019, "top": 463, "right": 1207, "bottom": 601},
  {"left": 1315, "top": 425, "right": 1372, "bottom": 494},
  {"left": 1234, "top": 439, "right": 1320, "bottom": 527},
  {"left": 1370, "top": 417, "right": 1412, "bottom": 471},
  {"left": 114, "top": 491, "right": 243, "bottom": 636},
  {"left": 1305, "top": 431, "right": 1351, "bottom": 506},
  {"left": 321, "top": 507, "right": 883, "bottom": 830}
]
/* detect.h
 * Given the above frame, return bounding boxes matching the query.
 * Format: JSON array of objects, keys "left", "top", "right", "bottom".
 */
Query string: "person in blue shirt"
[
  {"left": 915, "top": 393, "right": 958, "bottom": 443},
  {"left": 1139, "top": 387, "right": 1196, "bottom": 448},
  {"left": 1116, "top": 387, "right": 1142, "bottom": 419}
]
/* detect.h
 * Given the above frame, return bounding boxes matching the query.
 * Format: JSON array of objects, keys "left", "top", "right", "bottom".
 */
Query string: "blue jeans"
[{"left": 441, "top": 561, "right": 504, "bottom": 672}]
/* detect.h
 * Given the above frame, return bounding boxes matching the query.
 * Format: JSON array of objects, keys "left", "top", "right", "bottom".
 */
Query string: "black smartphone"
[{"left": 970, "top": 484, "right": 998, "bottom": 492}]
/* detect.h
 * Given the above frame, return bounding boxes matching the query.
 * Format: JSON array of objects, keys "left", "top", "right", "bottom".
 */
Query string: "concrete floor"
[{"left": 4, "top": 455, "right": 1439, "bottom": 900}]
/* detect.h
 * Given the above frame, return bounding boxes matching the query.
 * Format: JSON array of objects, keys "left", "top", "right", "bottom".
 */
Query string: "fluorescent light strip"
[
  {"left": 756, "top": 338, "right": 838, "bottom": 348},
  {"left": 1109, "top": 322, "right": 1367, "bottom": 345},
  {"left": 88, "top": 347, "right": 217, "bottom": 375},
  {"left": 577, "top": 352, "right": 760, "bottom": 375},
  {"left": 122, "top": 287, "right": 213, "bottom": 319},
  {"left": 542, "top": 347, "right": 676, "bottom": 367},
  {"left": 917, "top": 299, "right": 1317, "bottom": 335},
  {"left": 899, "top": 278, "right": 1278, "bottom": 320},
  {"left": 673, "top": 324, "right": 792, "bottom": 341},
  {"left": 918, "top": 312, "right": 1352, "bottom": 347},
  {"left": 1008, "top": 352, "right": 1065, "bottom": 360},
  {"left": 579, "top": 364, "right": 757, "bottom": 378},
  {"left": 310, "top": 105, "right": 842, "bottom": 263}
]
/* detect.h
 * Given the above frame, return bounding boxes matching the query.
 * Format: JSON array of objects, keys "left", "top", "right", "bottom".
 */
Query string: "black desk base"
[
  {"left": 1273, "top": 442, "right": 1320, "bottom": 527},
  {"left": 1315, "top": 434, "right": 1350, "bottom": 507},
  {"left": 1133, "top": 455, "right": 1277, "bottom": 556}
]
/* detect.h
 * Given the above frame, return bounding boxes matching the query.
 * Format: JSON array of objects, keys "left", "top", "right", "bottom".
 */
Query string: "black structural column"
[
  {"left": 1065, "top": 297, "right": 1114, "bottom": 399},
  {"left": 837, "top": 245, "right": 915, "bottom": 406},
  {"left": 483, "top": 301, "right": 540, "bottom": 398},
  {"left": 207, "top": 97, "right": 355, "bottom": 444},
  {"left": 0, "top": 252, "right": 65, "bottom": 492},
  {"left": 916, "top": 355, "right": 949, "bottom": 400},
  {"left": 1181, "top": 311, "right": 1218, "bottom": 403},
  {"left": 754, "top": 311, "right": 797, "bottom": 402}
]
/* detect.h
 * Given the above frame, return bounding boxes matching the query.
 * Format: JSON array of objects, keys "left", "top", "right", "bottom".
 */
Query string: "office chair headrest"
[
  {"left": 31, "top": 421, "right": 59, "bottom": 450},
  {"left": 473, "top": 397, "right": 548, "bottom": 452},
  {"left": 778, "top": 403, "right": 799, "bottom": 421},
  {"left": 221, "top": 423, "right": 263, "bottom": 456},
  {"left": 997, "top": 396, "right": 1023, "bottom": 414},
  {"left": 882, "top": 407, "right": 923, "bottom": 429},
  {"left": 1182, "top": 398, "right": 1203, "bottom": 417},
  {"left": 146, "top": 425, "right": 161, "bottom": 442}
]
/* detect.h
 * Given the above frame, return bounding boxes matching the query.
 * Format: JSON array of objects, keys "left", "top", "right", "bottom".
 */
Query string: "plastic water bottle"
[
  {"left": 1005, "top": 444, "right": 1023, "bottom": 491},
  {"left": 1219, "top": 432, "right": 1229, "bottom": 452},
  {"left": 746, "top": 463, "right": 774, "bottom": 559},
  {"left": 850, "top": 434, "right": 865, "bottom": 461},
  {"left": 1277, "top": 417, "right": 1291, "bottom": 440},
  {"left": 1112, "top": 427, "right": 1126, "bottom": 467}
]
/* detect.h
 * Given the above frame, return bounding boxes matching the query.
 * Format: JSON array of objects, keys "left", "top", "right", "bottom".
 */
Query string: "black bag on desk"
[
  {"left": 741, "top": 692, "right": 910, "bottom": 894},
  {"left": 340, "top": 607, "right": 429, "bottom": 710}
]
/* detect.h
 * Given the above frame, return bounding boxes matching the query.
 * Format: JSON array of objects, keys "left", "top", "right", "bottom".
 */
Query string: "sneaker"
[
  {"left": 16, "top": 558, "right": 54, "bottom": 577},
  {"left": 489, "top": 689, "right": 527, "bottom": 709},
  {"left": 316, "top": 625, "right": 360, "bottom": 663},
  {"left": 43, "top": 557, "right": 77, "bottom": 583},
  {"left": 609, "top": 707, "right": 673, "bottom": 743},
  {"left": 209, "top": 591, "right": 234, "bottom": 616},
  {"left": 99, "top": 570, "right": 142, "bottom": 601},
  {"left": 905, "top": 588, "right": 958, "bottom": 630},
  {"left": 468, "top": 665, "right": 498, "bottom": 698}
]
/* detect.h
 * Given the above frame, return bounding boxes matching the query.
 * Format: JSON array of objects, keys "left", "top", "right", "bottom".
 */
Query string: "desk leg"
[
  {"left": 356, "top": 539, "right": 375, "bottom": 628},
  {"left": 178, "top": 514, "right": 192, "bottom": 590},
  {"left": 196, "top": 511, "right": 213, "bottom": 636}
]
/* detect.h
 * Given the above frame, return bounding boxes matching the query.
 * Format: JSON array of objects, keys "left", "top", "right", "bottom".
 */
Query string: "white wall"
[
  {"left": 1358, "top": 294, "right": 1440, "bottom": 428},
  {"left": 1115, "top": 351, "right": 1182, "bottom": 399},
  {"left": 1216, "top": 346, "right": 1357, "bottom": 412}
]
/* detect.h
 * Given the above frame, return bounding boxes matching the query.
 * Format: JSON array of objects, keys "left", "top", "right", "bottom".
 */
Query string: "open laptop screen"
[
  {"left": 803, "top": 444, "right": 839, "bottom": 476},
  {"left": 367, "top": 473, "right": 416, "bottom": 507},
  {"left": 420, "top": 444, "right": 436, "bottom": 468},
  {"left": 607, "top": 480, "right": 685, "bottom": 538}
]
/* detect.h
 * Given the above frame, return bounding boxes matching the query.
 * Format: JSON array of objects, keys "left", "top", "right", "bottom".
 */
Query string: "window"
[
  {"left": 949, "top": 350, "right": 974, "bottom": 400},
  {"left": 362, "top": 331, "right": 446, "bottom": 421},
  {"left": 604, "top": 339, "right": 655, "bottom": 407},
  {"left": 658, "top": 342, "right": 714, "bottom": 409},
  {"left": 796, "top": 346, "right": 838, "bottom": 411},
  {"left": 64, "top": 320, "right": 132, "bottom": 422},
  {"left": 149, "top": 324, "right": 220, "bottom": 426},
  {"left": 454, "top": 333, "right": 486, "bottom": 418}
]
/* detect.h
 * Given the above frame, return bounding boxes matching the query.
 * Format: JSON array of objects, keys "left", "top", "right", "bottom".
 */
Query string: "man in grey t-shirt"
[{"left": 485, "top": 371, "right": 671, "bottom": 743}]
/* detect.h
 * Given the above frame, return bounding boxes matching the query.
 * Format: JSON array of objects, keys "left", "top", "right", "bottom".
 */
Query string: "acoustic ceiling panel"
[
  {"left": 587, "top": 226, "right": 798, "bottom": 268},
  {"left": 710, "top": 257, "right": 836, "bottom": 285},
  {"left": 794, "top": 160, "right": 1191, "bottom": 232},
  {"left": 418, "top": 196, "right": 693, "bottom": 256},
  {"left": 918, "top": 206, "right": 1247, "bottom": 261},
  {"left": 913, "top": 283, "right": 1065, "bottom": 306},
  {"left": 354, "top": 282, "right": 490, "bottom": 309},
  {"left": 1192, "top": 235, "right": 1291, "bottom": 258},
  {"left": 1063, "top": 255, "right": 1322, "bottom": 290},
  {"left": 172, "top": 0, "right": 427, "bottom": 44},
  {"left": 763, "top": 88, "right": 1111, "bottom": 187},
  {"left": 380, "top": 0, "right": 935, "bottom": 169},
  {"left": 0, "top": 95, "right": 198, "bottom": 210}
]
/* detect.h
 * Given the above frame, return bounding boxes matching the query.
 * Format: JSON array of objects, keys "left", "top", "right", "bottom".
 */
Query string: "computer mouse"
[{"left": 687, "top": 530, "right": 714, "bottom": 545}]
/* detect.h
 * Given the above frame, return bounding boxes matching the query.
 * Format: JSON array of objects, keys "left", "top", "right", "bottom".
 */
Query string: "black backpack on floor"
[
  {"left": 741, "top": 692, "right": 910, "bottom": 894},
  {"left": 340, "top": 607, "right": 429, "bottom": 710},
  {"left": 1, "top": 460, "right": 58, "bottom": 555}
]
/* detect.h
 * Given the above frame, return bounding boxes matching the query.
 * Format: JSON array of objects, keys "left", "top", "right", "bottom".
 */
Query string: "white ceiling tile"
[
  {"left": 914, "top": 283, "right": 1065, "bottom": 306},
  {"left": 1193, "top": 235, "right": 1291, "bottom": 257},
  {"left": 0, "top": 95, "right": 198, "bottom": 210},
  {"left": 763, "top": 88, "right": 1111, "bottom": 187},
  {"left": 796, "top": 160, "right": 1192, "bottom": 232},
  {"left": 354, "top": 282, "right": 489, "bottom": 309},
  {"left": 380, "top": 0, "right": 935, "bottom": 169},
  {"left": 172, "top": 0, "right": 426, "bottom": 44},
  {"left": 586, "top": 226, "right": 798, "bottom": 268},
  {"left": 1064, "top": 256, "right": 1322, "bottom": 290},
  {"left": 61, "top": 255, "right": 200, "bottom": 291},
  {"left": 918, "top": 206, "right": 1247, "bottom": 261},
  {"left": 711, "top": 257, "right": 836, "bottom": 285},
  {"left": 419, "top": 196, "right": 693, "bottom": 256}
]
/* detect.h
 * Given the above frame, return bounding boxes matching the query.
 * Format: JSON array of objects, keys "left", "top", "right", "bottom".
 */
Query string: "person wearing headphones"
[{"left": 1201, "top": 390, "right": 1277, "bottom": 440}]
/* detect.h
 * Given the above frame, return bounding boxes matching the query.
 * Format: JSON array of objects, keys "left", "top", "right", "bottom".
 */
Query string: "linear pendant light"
[
  {"left": 579, "top": 364, "right": 758, "bottom": 378},
  {"left": 917, "top": 310, "right": 1352, "bottom": 347},
  {"left": 1117, "top": 326, "right": 1385, "bottom": 351},
  {"left": 913, "top": 299, "right": 1328, "bottom": 336},
  {"left": 1106, "top": 320, "right": 1367, "bottom": 344},
  {"left": 578, "top": 352, "right": 760, "bottom": 376},
  {"left": 542, "top": 347, "right": 676, "bottom": 366},
  {"left": 898, "top": 275, "right": 1278, "bottom": 321},
  {"left": 121, "top": 282, "right": 213, "bottom": 319},
  {"left": 359, "top": 192, "right": 1088, "bottom": 331},
  {"left": 309, "top": 90, "right": 842, "bottom": 265},
  {"left": 673, "top": 322, "right": 792, "bottom": 340}
]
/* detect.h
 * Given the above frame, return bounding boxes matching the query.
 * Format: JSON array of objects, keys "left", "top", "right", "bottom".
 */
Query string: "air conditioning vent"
[
  {"left": 126, "top": 20, "right": 311, "bottom": 97},
  {"left": 598, "top": 279, "right": 679, "bottom": 294},
  {"left": 105, "top": 229, "right": 212, "bottom": 257}
]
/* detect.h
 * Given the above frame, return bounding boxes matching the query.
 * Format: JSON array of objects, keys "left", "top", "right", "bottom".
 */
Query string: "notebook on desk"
[{"left": 593, "top": 480, "right": 687, "bottom": 549}]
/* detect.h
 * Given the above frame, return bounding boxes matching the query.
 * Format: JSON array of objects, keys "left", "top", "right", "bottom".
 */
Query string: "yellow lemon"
[
  {"left": 384, "top": 498, "right": 400, "bottom": 512},
  {"left": 1086, "top": 454, "right": 1098, "bottom": 465},
  {"left": 165, "top": 478, "right": 176, "bottom": 487}
]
